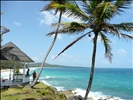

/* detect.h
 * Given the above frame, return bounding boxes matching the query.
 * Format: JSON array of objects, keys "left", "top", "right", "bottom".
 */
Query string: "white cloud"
[
  {"left": 39, "top": 10, "right": 82, "bottom": 26},
  {"left": 39, "top": 11, "right": 57, "bottom": 26},
  {"left": 54, "top": 11, "right": 81, "bottom": 22},
  {"left": 118, "top": 49, "right": 127, "bottom": 56},
  {"left": 14, "top": 21, "right": 21, "bottom": 26}
]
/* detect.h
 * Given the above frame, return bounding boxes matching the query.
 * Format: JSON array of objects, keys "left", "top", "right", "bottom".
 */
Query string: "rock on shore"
[
  {"left": 59, "top": 90, "right": 120, "bottom": 100},
  {"left": 59, "top": 90, "right": 74, "bottom": 99}
]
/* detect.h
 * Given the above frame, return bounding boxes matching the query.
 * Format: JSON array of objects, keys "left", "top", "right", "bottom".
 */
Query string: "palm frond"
[
  {"left": 41, "top": 2, "right": 66, "bottom": 13},
  {"left": 103, "top": 23, "right": 122, "bottom": 37},
  {"left": 114, "top": 0, "right": 131, "bottom": 10},
  {"left": 67, "top": 0, "right": 79, "bottom": 8},
  {"left": 120, "top": 33, "right": 133, "bottom": 40},
  {"left": 82, "top": 0, "right": 92, "bottom": 15},
  {"left": 64, "top": 3, "right": 91, "bottom": 22},
  {"left": 83, "top": 0, "right": 103, "bottom": 14},
  {"left": 53, "top": 0, "right": 67, "bottom": 4},
  {"left": 113, "top": 0, "right": 132, "bottom": 15},
  {"left": 42, "top": 2, "right": 91, "bottom": 22},
  {"left": 114, "top": 22, "right": 133, "bottom": 32},
  {"left": 103, "top": 23, "right": 133, "bottom": 40},
  {"left": 100, "top": 32, "right": 113, "bottom": 62},
  {"left": 94, "top": 2, "right": 116, "bottom": 22},
  {"left": 53, "top": 30, "right": 93, "bottom": 59},
  {"left": 47, "top": 22, "right": 90, "bottom": 36}
]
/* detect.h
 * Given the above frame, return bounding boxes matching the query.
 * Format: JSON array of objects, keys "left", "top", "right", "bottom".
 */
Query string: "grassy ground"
[{"left": 1, "top": 82, "right": 67, "bottom": 100}]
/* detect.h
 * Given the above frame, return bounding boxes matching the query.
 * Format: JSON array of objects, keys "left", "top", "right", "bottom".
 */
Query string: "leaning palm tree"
[
  {"left": 47, "top": 0, "right": 133, "bottom": 99},
  {"left": 30, "top": 0, "right": 72, "bottom": 88}
]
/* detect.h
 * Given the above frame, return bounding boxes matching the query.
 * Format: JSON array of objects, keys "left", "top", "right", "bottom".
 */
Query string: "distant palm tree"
[
  {"left": 1, "top": 12, "right": 10, "bottom": 42},
  {"left": 30, "top": 0, "right": 72, "bottom": 88},
  {"left": 47, "top": 0, "right": 133, "bottom": 99},
  {"left": 1, "top": 26, "right": 10, "bottom": 42}
]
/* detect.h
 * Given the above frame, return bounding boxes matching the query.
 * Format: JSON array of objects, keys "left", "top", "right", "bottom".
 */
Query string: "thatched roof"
[{"left": 1, "top": 42, "right": 34, "bottom": 62}]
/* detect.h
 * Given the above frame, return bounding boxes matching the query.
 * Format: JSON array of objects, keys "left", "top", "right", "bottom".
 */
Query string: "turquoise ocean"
[{"left": 30, "top": 67, "right": 133, "bottom": 100}]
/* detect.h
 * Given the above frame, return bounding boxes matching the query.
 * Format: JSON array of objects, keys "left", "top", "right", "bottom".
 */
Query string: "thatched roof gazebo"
[
  {"left": 1, "top": 42, "right": 34, "bottom": 62},
  {"left": 1, "top": 42, "right": 34, "bottom": 86}
]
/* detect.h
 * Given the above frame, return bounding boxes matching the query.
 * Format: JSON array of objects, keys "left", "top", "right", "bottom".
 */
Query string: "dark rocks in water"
[{"left": 73, "top": 95, "right": 84, "bottom": 100}]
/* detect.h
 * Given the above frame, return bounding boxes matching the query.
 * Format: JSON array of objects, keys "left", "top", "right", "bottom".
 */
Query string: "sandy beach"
[
  {"left": 1, "top": 69, "right": 11, "bottom": 72},
  {"left": 1, "top": 67, "right": 38, "bottom": 80}
]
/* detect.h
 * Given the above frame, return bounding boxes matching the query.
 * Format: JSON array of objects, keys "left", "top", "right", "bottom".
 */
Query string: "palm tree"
[
  {"left": 30, "top": 0, "right": 71, "bottom": 88},
  {"left": 47, "top": 0, "right": 133, "bottom": 99},
  {"left": 1, "top": 12, "right": 10, "bottom": 42}
]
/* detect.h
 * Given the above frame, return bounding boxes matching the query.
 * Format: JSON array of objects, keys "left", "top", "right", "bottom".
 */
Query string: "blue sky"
[{"left": 1, "top": 1, "right": 133, "bottom": 68}]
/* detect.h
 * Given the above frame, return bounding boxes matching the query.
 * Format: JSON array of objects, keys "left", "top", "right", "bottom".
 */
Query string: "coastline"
[
  {"left": 1, "top": 68, "right": 124, "bottom": 100},
  {"left": 41, "top": 80, "right": 122, "bottom": 100}
]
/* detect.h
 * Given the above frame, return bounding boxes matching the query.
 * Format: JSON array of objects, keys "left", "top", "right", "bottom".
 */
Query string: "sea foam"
[
  {"left": 41, "top": 80, "right": 51, "bottom": 86},
  {"left": 72, "top": 88, "right": 123, "bottom": 100},
  {"left": 41, "top": 79, "right": 124, "bottom": 100}
]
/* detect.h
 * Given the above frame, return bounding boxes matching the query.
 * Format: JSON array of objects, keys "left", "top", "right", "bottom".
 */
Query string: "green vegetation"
[
  {"left": 1, "top": 61, "right": 81, "bottom": 70},
  {"left": 28, "top": 62, "right": 80, "bottom": 68},
  {"left": 1, "top": 82, "right": 66, "bottom": 100}
]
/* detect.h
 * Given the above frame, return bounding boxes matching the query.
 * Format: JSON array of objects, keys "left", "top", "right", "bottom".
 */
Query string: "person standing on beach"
[{"left": 32, "top": 71, "right": 36, "bottom": 81}]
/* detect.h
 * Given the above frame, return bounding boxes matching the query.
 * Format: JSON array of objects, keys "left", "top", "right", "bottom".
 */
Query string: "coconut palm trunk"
[
  {"left": 30, "top": 11, "right": 62, "bottom": 88},
  {"left": 84, "top": 33, "right": 98, "bottom": 100}
]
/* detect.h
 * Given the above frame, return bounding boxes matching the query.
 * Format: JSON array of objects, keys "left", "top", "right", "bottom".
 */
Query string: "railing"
[{"left": 14, "top": 74, "right": 23, "bottom": 82}]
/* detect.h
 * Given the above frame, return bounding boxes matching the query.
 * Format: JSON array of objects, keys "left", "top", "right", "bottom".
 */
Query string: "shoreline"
[
  {"left": 40, "top": 80, "right": 122, "bottom": 100},
  {"left": 1, "top": 68, "right": 123, "bottom": 100}
]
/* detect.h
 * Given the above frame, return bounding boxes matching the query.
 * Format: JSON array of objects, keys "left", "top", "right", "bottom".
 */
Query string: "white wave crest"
[
  {"left": 55, "top": 86, "right": 64, "bottom": 91},
  {"left": 45, "top": 76, "right": 51, "bottom": 79},
  {"left": 41, "top": 80, "right": 51, "bottom": 86},
  {"left": 72, "top": 88, "right": 124, "bottom": 100}
]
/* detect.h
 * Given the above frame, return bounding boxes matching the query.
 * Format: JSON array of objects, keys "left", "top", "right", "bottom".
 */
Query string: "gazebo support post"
[
  {"left": 9, "top": 67, "right": 11, "bottom": 86},
  {"left": 22, "top": 62, "right": 26, "bottom": 84},
  {"left": 27, "top": 62, "right": 29, "bottom": 69},
  {"left": 13, "top": 64, "right": 16, "bottom": 81}
]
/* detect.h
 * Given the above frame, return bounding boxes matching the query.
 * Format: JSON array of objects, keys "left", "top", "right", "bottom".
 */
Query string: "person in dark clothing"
[
  {"left": 26, "top": 68, "right": 30, "bottom": 76},
  {"left": 32, "top": 71, "right": 36, "bottom": 81}
]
